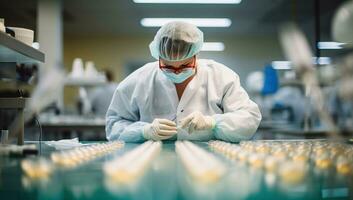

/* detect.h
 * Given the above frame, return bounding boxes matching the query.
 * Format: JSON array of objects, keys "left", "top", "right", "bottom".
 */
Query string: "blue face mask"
[{"left": 162, "top": 68, "right": 195, "bottom": 83}]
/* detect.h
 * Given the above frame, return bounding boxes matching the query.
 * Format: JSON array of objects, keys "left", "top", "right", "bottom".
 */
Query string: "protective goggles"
[{"left": 159, "top": 56, "right": 196, "bottom": 74}]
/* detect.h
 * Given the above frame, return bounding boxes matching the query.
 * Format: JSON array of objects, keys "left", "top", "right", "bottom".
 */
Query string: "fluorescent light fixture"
[
  {"left": 133, "top": 0, "right": 241, "bottom": 4},
  {"left": 313, "top": 57, "right": 332, "bottom": 65},
  {"left": 140, "top": 18, "right": 231, "bottom": 27},
  {"left": 272, "top": 61, "right": 292, "bottom": 70},
  {"left": 318, "top": 42, "right": 345, "bottom": 49},
  {"left": 272, "top": 57, "right": 331, "bottom": 70},
  {"left": 201, "top": 42, "right": 225, "bottom": 51}
]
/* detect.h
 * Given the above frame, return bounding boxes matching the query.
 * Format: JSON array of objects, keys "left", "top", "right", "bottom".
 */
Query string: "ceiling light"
[
  {"left": 318, "top": 42, "right": 345, "bottom": 50},
  {"left": 272, "top": 57, "right": 332, "bottom": 70},
  {"left": 140, "top": 18, "right": 232, "bottom": 27},
  {"left": 201, "top": 42, "right": 225, "bottom": 51},
  {"left": 313, "top": 57, "right": 332, "bottom": 65},
  {"left": 272, "top": 61, "right": 292, "bottom": 70},
  {"left": 133, "top": 0, "right": 241, "bottom": 4}
]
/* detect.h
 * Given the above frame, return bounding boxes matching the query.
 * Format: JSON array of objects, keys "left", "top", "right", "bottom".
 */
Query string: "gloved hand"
[
  {"left": 179, "top": 111, "right": 216, "bottom": 134},
  {"left": 143, "top": 118, "right": 177, "bottom": 141}
]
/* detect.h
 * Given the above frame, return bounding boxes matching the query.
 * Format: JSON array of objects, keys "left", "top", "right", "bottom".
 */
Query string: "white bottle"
[{"left": 0, "top": 18, "right": 5, "bottom": 33}]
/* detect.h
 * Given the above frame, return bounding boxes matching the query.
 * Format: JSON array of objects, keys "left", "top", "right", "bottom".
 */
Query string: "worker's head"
[{"left": 149, "top": 21, "right": 204, "bottom": 62}]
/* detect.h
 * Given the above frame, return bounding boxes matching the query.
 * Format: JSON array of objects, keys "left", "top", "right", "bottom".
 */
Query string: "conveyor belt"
[{"left": 0, "top": 141, "right": 352, "bottom": 200}]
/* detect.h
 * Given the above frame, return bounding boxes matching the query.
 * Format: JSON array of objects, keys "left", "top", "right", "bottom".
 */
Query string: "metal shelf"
[
  {"left": 0, "top": 97, "right": 27, "bottom": 145},
  {"left": 65, "top": 77, "right": 107, "bottom": 86},
  {"left": 0, "top": 31, "right": 45, "bottom": 63},
  {"left": 0, "top": 31, "right": 45, "bottom": 146},
  {"left": 0, "top": 97, "right": 26, "bottom": 108}
]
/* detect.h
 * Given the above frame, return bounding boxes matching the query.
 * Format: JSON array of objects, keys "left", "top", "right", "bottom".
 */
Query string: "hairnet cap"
[{"left": 149, "top": 21, "right": 204, "bottom": 62}]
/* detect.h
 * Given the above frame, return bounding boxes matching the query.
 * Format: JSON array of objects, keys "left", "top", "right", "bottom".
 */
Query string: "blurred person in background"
[{"left": 89, "top": 70, "right": 118, "bottom": 116}]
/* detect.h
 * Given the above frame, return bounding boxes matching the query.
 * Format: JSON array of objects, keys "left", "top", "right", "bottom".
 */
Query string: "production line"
[
  {"left": 0, "top": 140, "right": 352, "bottom": 200},
  {"left": 1, "top": 1, "right": 353, "bottom": 200}
]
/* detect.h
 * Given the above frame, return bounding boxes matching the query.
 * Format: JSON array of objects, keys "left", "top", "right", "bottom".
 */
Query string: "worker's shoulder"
[
  {"left": 129, "top": 62, "right": 156, "bottom": 77},
  {"left": 199, "top": 59, "right": 240, "bottom": 79},
  {"left": 116, "top": 62, "right": 157, "bottom": 91}
]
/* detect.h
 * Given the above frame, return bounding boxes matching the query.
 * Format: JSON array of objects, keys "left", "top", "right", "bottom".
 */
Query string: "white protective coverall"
[{"left": 106, "top": 59, "right": 262, "bottom": 143}]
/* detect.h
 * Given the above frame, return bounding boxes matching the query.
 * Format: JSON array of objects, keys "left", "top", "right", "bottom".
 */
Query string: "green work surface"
[{"left": 0, "top": 141, "right": 352, "bottom": 200}]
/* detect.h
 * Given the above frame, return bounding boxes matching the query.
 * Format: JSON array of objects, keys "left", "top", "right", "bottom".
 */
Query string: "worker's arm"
[
  {"left": 212, "top": 73, "right": 262, "bottom": 142},
  {"left": 105, "top": 89, "right": 148, "bottom": 143}
]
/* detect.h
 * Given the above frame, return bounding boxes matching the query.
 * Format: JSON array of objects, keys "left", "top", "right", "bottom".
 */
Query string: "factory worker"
[
  {"left": 106, "top": 21, "right": 261, "bottom": 143},
  {"left": 89, "top": 70, "right": 118, "bottom": 116}
]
